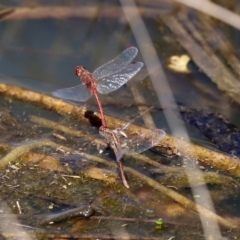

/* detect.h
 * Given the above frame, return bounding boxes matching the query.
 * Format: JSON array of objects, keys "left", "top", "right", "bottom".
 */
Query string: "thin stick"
[
  {"left": 0, "top": 139, "right": 73, "bottom": 169},
  {"left": 1, "top": 6, "right": 169, "bottom": 21},
  {"left": 175, "top": 0, "right": 240, "bottom": 31},
  {"left": 161, "top": 14, "right": 240, "bottom": 105},
  {"left": 16, "top": 201, "right": 22, "bottom": 214},
  {"left": 0, "top": 139, "right": 49, "bottom": 169},
  {"left": 127, "top": 83, "right": 156, "bottom": 129},
  {"left": 0, "top": 84, "right": 238, "bottom": 178},
  {"left": 29, "top": 115, "right": 105, "bottom": 147}
]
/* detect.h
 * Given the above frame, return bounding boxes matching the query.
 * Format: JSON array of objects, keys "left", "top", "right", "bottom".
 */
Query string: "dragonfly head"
[
  {"left": 75, "top": 66, "right": 85, "bottom": 76},
  {"left": 99, "top": 126, "right": 112, "bottom": 145}
]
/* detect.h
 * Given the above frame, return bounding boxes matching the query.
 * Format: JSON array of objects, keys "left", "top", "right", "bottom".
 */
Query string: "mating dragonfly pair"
[{"left": 52, "top": 47, "right": 166, "bottom": 188}]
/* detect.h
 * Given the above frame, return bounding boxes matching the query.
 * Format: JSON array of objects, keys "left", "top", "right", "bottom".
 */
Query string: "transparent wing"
[
  {"left": 118, "top": 129, "right": 166, "bottom": 155},
  {"left": 112, "top": 141, "right": 124, "bottom": 162},
  {"left": 99, "top": 126, "right": 124, "bottom": 162},
  {"left": 96, "top": 62, "right": 144, "bottom": 94},
  {"left": 52, "top": 84, "right": 92, "bottom": 102},
  {"left": 92, "top": 46, "right": 139, "bottom": 80}
]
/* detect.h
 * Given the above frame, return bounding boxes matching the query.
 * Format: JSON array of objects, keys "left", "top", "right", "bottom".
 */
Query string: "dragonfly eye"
[
  {"left": 75, "top": 66, "right": 86, "bottom": 76},
  {"left": 75, "top": 66, "right": 80, "bottom": 76}
]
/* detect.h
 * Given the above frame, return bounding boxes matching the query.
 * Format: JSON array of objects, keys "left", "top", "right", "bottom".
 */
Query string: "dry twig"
[{"left": 0, "top": 84, "right": 240, "bottom": 178}]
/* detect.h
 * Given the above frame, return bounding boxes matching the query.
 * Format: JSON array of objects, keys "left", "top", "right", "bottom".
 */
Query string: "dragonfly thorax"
[
  {"left": 99, "top": 126, "right": 120, "bottom": 145},
  {"left": 75, "top": 66, "right": 97, "bottom": 88}
]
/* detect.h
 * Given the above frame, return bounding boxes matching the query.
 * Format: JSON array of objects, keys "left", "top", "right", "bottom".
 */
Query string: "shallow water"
[{"left": 1, "top": 1, "right": 240, "bottom": 239}]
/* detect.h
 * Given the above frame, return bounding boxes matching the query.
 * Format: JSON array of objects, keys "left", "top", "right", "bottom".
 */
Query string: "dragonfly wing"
[
  {"left": 52, "top": 84, "right": 92, "bottom": 102},
  {"left": 96, "top": 62, "right": 144, "bottom": 94},
  {"left": 99, "top": 126, "right": 124, "bottom": 162},
  {"left": 112, "top": 142, "right": 124, "bottom": 162},
  {"left": 119, "top": 129, "right": 166, "bottom": 155},
  {"left": 92, "top": 46, "right": 139, "bottom": 79}
]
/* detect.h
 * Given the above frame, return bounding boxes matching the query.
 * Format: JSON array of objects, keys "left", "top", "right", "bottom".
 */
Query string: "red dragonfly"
[
  {"left": 99, "top": 107, "right": 166, "bottom": 188},
  {"left": 52, "top": 47, "right": 143, "bottom": 128}
]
